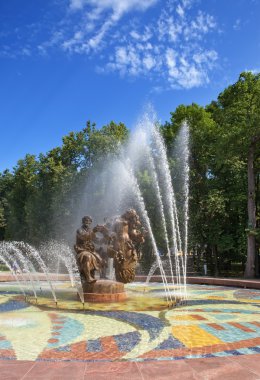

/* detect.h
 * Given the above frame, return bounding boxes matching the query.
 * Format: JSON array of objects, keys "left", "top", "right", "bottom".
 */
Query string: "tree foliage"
[
  {"left": 0, "top": 121, "right": 128, "bottom": 245},
  {"left": 160, "top": 72, "right": 260, "bottom": 277}
]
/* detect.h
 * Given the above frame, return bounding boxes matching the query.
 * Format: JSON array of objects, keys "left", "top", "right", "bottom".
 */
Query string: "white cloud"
[
  {"left": 0, "top": 45, "right": 32, "bottom": 59},
  {"left": 166, "top": 48, "right": 177, "bottom": 69},
  {"left": 70, "top": 0, "right": 85, "bottom": 10},
  {"left": 130, "top": 27, "right": 152, "bottom": 42},
  {"left": 38, "top": 30, "right": 65, "bottom": 55},
  {"left": 70, "top": 0, "right": 158, "bottom": 15},
  {"left": 193, "top": 50, "right": 218, "bottom": 65},
  {"left": 164, "top": 48, "right": 217, "bottom": 89},
  {"left": 103, "top": 1, "right": 218, "bottom": 88},
  {"left": 191, "top": 11, "right": 216, "bottom": 33},
  {"left": 62, "top": 0, "right": 158, "bottom": 54},
  {"left": 176, "top": 4, "right": 184, "bottom": 17},
  {"left": 174, "top": 65, "right": 208, "bottom": 88},
  {"left": 20, "top": 0, "right": 219, "bottom": 90},
  {"left": 21, "top": 47, "right": 31, "bottom": 56},
  {"left": 143, "top": 54, "right": 156, "bottom": 70},
  {"left": 233, "top": 19, "right": 241, "bottom": 31},
  {"left": 115, "top": 47, "right": 128, "bottom": 65},
  {"left": 247, "top": 67, "right": 260, "bottom": 74}
]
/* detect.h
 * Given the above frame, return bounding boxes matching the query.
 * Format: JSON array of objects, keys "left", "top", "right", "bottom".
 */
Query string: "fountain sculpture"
[{"left": 74, "top": 209, "right": 146, "bottom": 301}]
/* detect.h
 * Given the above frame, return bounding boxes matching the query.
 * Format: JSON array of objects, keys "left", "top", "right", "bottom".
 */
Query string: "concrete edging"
[
  {"left": 136, "top": 275, "right": 260, "bottom": 289},
  {"left": 1, "top": 273, "right": 260, "bottom": 289}
]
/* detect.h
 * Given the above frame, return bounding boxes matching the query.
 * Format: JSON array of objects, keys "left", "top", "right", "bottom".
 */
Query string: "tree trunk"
[
  {"left": 255, "top": 252, "right": 259, "bottom": 277},
  {"left": 255, "top": 166, "right": 260, "bottom": 277},
  {"left": 244, "top": 144, "right": 256, "bottom": 278},
  {"left": 212, "top": 245, "right": 219, "bottom": 277}
]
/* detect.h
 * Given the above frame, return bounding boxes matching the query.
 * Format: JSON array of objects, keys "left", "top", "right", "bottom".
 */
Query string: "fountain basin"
[
  {"left": 82, "top": 291, "right": 127, "bottom": 302},
  {"left": 80, "top": 279, "right": 127, "bottom": 302},
  {"left": 0, "top": 281, "right": 177, "bottom": 311}
]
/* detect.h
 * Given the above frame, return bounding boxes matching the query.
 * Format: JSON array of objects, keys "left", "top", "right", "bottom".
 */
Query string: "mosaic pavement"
[{"left": 0, "top": 283, "right": 260, "bottom": 363}]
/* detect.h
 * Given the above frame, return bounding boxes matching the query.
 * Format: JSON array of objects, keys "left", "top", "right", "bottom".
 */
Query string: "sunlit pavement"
[
  {"left": 0, "top": 281, "right": 260, "bottom": 379},
  {"left": 1, "top": 354, "right": 260, "bottom": 379}
]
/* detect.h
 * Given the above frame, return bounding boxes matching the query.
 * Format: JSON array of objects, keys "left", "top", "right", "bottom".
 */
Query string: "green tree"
[
  {"left": 162, "top": 103, "right": 246, "bottom": 276},
  {"left": 208, "top": 72, "right": 260, "bottom": 277},
  {"left": 0, "top": 170, "right": 14, "bottom": 240},
  {"left": 5, "top": 155, "right": 39, "bottom": 241}
]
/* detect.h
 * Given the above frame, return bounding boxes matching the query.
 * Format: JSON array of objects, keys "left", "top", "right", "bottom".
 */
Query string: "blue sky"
[{"left": 0, "top": 0, "right": 260, "bottom": 172}]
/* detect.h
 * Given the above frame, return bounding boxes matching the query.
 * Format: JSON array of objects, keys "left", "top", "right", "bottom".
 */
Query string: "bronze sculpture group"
[{"left": 74, "top": 209, "right": 146, "bottom": 293}]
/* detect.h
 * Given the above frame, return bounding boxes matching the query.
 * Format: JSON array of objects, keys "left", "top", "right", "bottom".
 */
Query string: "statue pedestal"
[{"left": 81, "top": 279, "right": 127, "bottom": 303}]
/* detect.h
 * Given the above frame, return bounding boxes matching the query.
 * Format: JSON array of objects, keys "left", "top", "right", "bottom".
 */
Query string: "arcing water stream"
[{"left": 121, "top": 116, "right": 190, "bottom": 302}]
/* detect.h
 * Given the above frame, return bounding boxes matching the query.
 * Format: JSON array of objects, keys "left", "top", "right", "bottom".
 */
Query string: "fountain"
[
  {"left": 1, "top": 117, "right": 260, "bottom": 368},
  {"left": 74, "top": 209, "right": 146, "bottom": 302},
  {"left": 0, "top": 117, "right": 190, "bottom": 310}
]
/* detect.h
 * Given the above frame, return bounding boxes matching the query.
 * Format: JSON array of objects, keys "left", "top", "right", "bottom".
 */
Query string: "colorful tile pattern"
[{"left": 0, "top": 283, "right": 260, "bottom": 363}]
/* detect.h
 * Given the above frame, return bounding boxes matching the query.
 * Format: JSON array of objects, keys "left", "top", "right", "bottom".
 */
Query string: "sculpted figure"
[
  {"left": 123, "top": 209, "right": 146, "bottom": 248},
  {"left": 75, "top": 210, "right": 146, "bottom": 288},
  {"left": 108, "top": 209, "right": 146, "bottom": 283},
  {"left": 74, "top": 216, "right": 103, "bottom": 284}
]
